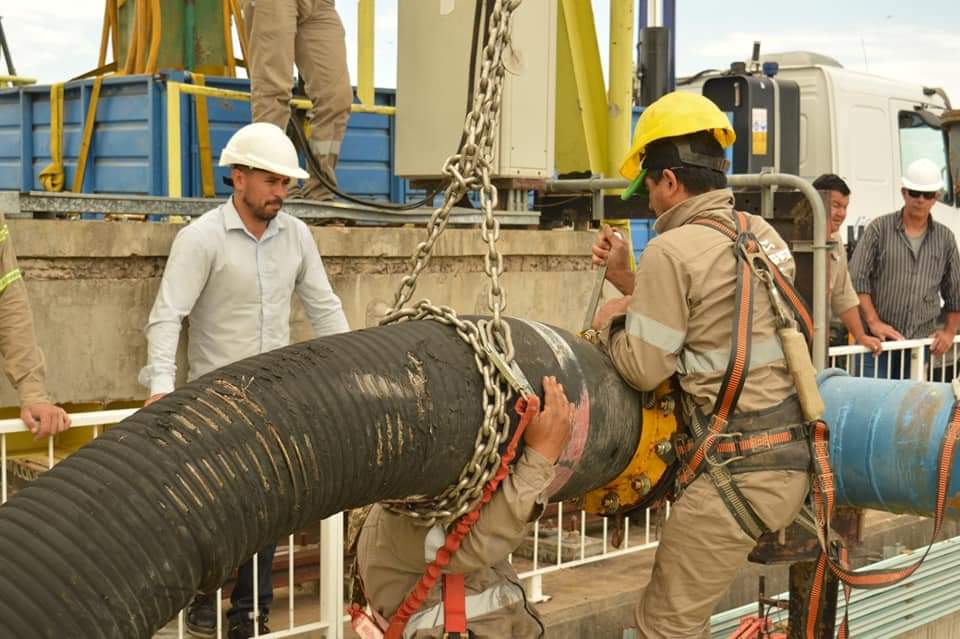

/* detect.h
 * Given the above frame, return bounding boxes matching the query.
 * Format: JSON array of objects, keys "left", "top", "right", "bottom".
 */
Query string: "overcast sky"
[{"left": 3, "top": 1, "right": 958, "bottom": 105}]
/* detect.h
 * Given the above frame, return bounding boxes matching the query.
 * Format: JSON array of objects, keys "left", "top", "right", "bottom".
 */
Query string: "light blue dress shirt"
[{"left": 139, "top": 198, "right": 350, "bottom": 395}]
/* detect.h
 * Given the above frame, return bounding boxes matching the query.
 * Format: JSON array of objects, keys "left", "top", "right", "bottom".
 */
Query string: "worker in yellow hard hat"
[
  {"left": 620, "top": 90, "right": 737, "bottom": 201},
  {"left": 590, "top": 91, "right": 812, "bottom": 637}
]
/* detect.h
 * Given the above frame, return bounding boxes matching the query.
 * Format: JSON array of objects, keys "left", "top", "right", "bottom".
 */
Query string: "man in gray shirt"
[
  {"left": 139, "top": 122, "right": 350, "bottom": 638},
  {"left": 849, "top": 158, "right": 960, "bottom": 379}
]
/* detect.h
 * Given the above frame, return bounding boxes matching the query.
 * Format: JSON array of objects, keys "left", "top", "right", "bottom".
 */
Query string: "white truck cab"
[{"left": 769, "top": 52, "right": 956, "bottom": 238}]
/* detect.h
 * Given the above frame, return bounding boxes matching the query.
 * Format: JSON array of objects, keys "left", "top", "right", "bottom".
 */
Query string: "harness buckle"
[
  {"left": 706, "top": 453, "right": 745, "bottom": 468},
  {"left": 750, "top": 431, "right": 774, "bottom": 452}
]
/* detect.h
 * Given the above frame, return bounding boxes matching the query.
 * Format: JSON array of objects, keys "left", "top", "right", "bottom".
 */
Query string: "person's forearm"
[
  {"left": 139, "top": 321, "right": 182, "bottom": 394},
  {"left": 944, "top": 311, "right": 960, "bottom": 335},
  {"left": 607, "top": 270, "right": 635, "bottom": 295},
  {"left": 857, "top": 293, "right": 880, "bottom": 327},
  {"left": 839, "top": 306, "right": 867, "bottom": 340}
]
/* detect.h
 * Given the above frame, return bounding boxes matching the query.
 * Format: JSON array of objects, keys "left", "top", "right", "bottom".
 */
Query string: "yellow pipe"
[
  {"left": 606, "top": 0, "right": 634, "bottom": 194},
  {"left": 223, "top": 0, "right": 237, "bottom": 77},
  {"left": 121, "top": 0, "right": 138, "bottom": 75},
  {"left": 109, "top": 0, "right": 120, "bottom": 65},
  {"left": 558, "top": 0, "right": 607, "bottom": 175},
  {"left": 166, "top": 82, "right": 182, "bottom": 197},
  {"left": 357, "top": 0, "right": 375, "bottom": 106},
  {"left": 97, "top": 0, "right": 112, "bottom": 68},
  {"left": 145, "top": 0, "right": 162, "bottom": 73},
  {"left": 135, "top": 0, "right": 148, "bottom": 74},
  {"left": 0, "top": 76, "right": 36, "bottom": 86},
  {"left": 230, "top": 0, "right": 250, "bottom": 67},
  {"left": 168, "top": 82, "right": 396, "bottom": 114}
]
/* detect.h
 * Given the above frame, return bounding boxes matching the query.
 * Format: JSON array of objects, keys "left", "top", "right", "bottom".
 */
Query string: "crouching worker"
[{"left": 355, "top": 376, "right": 575, "bottom": 638}]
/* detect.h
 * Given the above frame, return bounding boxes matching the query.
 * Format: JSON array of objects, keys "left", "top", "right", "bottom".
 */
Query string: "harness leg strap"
[{"left": 443, "top": 573, "right": 468, "bottom": 636}]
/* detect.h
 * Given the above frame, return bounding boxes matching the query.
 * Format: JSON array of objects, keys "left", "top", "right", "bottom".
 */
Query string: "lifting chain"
[{"left": 379, "top": 0, "right": 523, "bottom": 527}]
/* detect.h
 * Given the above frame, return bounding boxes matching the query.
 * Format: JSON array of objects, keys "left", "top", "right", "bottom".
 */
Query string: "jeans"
[
  {"left": 228, "top": 544, "right": 276, "bottom": 623},
  {"left": 858, "top": 349, "right": 915, "bottom": 379},
  {"left": 855, "top": 346, "right": 956, "bottom": 381}
]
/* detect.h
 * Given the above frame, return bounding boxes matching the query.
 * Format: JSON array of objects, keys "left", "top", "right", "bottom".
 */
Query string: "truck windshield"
[{"left": 899, "top": 110, "right": 954, "bottom": 205}]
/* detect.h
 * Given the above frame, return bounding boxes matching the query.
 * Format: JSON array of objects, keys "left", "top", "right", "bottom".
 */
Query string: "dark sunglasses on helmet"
[{"left": 906, "top": 189, "right": 938, "bottom": 200}]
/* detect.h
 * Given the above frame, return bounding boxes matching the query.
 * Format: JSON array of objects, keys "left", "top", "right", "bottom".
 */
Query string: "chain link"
[{"left": 380, "top": 0, "right": 522, "bottom": 527}]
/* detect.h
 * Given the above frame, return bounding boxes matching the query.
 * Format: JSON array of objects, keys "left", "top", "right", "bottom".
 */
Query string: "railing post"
[
  {"left": 911, "top": 345, "right": 926, "bottom": 382},
  {"left": 320, "top": 512, "right": 345, "bottom": 639},
  {"left": 524, "top": 573, "right": 549, "bottom": 604}
]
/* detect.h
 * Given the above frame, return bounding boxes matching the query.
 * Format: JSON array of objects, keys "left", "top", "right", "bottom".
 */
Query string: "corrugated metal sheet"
[{"left": 710, "top": 536, "right": 960, "bottom": 638}]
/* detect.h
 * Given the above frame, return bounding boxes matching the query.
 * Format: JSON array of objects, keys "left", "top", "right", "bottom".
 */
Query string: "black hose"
[{"left": 0, "top": 318, "right": 642, "bottom": 638}]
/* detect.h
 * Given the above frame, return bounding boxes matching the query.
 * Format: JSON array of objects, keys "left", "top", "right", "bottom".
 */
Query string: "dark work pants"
[{"left": 228, "top": 544, "right": 277, "bottom": 623}]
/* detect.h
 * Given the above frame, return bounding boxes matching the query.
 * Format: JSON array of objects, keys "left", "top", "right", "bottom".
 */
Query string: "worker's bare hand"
[
  {"left": 592, "top": 225, "right": 629, "bottom": 268},
  {"left": 591, "top": 226, "right": 634, "bottom": 293},
  {"left": 20, "top": 403, "right": 71, "bottom": 441},
  {"left": 868, "top": 320, "right": 905, "bottom": 342},
  {"left": 592, "top": 296, "right": 632, "bottom": 331},
  {"left": 524, "top": 376, "right": 575, "bottom": 464},
  {"left": 144, "top": 393, "right": 167, "bottom": 407},
  {"left": 856, "top": 334, "right": 883, "bottom": 356},
  {"left": 930, "top": 329, "right": 957, "bottom": 357}
]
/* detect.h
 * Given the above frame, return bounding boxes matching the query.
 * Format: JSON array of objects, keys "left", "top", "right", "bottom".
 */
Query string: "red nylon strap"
[
  {"left": 442, "top": 573, "right": 467, "bottom": 634},
  {"left": 805, "top": 404, "right": 960, "bottom": 638},
  {"left": 383, "top": 395, "right": 541, "bottom": 639}
]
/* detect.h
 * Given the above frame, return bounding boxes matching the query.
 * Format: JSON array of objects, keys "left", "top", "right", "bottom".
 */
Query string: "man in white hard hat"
[
  {"left": 850, "top": 157, "right": 960, "bottom": 379},
  {"left": 139, "top": 122, "right": 350, "bottom": 638}
]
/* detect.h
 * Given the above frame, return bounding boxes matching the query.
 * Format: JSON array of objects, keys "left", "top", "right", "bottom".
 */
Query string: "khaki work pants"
[
  {"left": 635, "top": 470, "right": 810, "bottom": 638},
  {"left": 242, "top": 0, "right": 353, "bottom": 200}
]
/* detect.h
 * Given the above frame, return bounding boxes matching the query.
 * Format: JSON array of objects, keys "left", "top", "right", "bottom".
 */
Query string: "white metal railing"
[
  {"left": 3, "top": 336, "right": 957, "bottom": 635},
  {"left": 511, "top": 500, "right": 668, "bottom": 602},
  {"left": 827, "top": 334, "right": 960, "bottom": 383},
  {"left": 0, "top": 410, "right": 344, "bottom": 639}
]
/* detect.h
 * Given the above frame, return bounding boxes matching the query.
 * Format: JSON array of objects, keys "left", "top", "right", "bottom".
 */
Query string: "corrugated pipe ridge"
[{"left": 0, "top": 318, "right": 641, "bottom": 638}]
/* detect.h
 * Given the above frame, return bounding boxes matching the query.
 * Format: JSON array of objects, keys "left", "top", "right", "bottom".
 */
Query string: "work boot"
[
  {"left": 288, "top": 176, "right": 334, "bottom": 202},
  {"left": 226, "top": 616, "right": 270, "bottom": 639},
  {"left": 185, "top": 593, "right": 218, "bottom": 638}
]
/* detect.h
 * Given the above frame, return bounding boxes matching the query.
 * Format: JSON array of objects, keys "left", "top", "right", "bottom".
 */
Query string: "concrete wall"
[{"left": 2, "top": 220, "right": 596, "bottom": 407}]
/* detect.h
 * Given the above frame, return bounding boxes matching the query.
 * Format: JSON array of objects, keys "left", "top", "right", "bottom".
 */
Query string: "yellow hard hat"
[{"left": 619, "top": 92, "right": 736, "bottom": 198}]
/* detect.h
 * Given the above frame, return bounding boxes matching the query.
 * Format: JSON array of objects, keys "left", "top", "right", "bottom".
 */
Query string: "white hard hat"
[
  {"left": 901, "top": 158, "right": 944, "bottom": 192},
  {"left": 219, "top": 122, "right": 310, "bottom": 180}
]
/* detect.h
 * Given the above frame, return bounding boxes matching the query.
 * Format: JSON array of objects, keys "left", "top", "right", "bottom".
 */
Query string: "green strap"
[{"left": 684, "top": 397, "right": 771, "bottom": 540}]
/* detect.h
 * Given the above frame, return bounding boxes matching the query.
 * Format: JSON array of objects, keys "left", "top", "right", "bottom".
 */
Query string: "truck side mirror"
[{"left": 945, "top": 111, "right": 960, "bottom": 201}]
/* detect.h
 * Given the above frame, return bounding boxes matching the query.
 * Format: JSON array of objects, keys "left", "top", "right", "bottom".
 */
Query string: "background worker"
[
  {"left": 139, "top": 122, "right": 350, "bottom": 638},
  {"left": 242, "top": 0, "right": 353, "bottom": 201},
  {"left": 810, "top": 173, "right": 881, "bottom": 354},
  {"left": 591, "top": 91, "right": 810, "bottom": 637},
  {"left": 849, "top": 158, "right": 960, "bottom": 379},
  {"left": 0, "top": 215, "right": 70, "bottom": 439},
  {"left": 357, "top": 376, "right": 575, "bottom": 638}
]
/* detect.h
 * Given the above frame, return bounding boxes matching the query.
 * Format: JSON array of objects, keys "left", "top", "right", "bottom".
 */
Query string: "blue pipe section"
[{"left": 819, "top": 369, "right": 960, "bottom": 518}]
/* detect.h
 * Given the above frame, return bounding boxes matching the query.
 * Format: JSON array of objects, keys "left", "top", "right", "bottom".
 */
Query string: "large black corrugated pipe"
[{"left": 0, "top": 317, "right": 642, "bottom": 638}]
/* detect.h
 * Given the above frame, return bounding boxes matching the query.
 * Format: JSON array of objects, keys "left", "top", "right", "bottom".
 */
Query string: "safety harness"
[
  {"left": 671, "top": 211, "right": 814, "bottom": 540},
  {"left": 686, "top": 210, "right": 960, "bottom": 638}
]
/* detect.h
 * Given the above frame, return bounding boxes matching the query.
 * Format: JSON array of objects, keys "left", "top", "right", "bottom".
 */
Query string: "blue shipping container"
[{"left": 0, "top": 72, "right": 412, "bottom": 202}]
